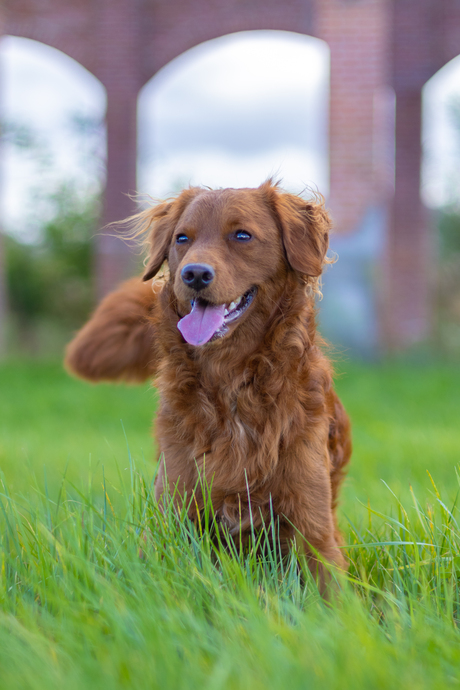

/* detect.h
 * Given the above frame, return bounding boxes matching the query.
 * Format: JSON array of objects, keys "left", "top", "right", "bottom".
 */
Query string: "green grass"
[
  {"left": 0, "top": 361, "right": 154, "bottom": 499},
  {"left": 1, "top": 360, "right": 460, "bottom": 688}
]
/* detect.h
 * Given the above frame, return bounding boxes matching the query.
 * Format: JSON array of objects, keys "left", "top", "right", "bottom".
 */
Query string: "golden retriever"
[{"left": 66, "top": 180, "right": 352, "bottom": 586}]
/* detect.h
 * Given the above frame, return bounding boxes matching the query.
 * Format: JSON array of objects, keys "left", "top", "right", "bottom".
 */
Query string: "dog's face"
[{"left": 141, "top": 182, "right": 330, "bottom": 346}]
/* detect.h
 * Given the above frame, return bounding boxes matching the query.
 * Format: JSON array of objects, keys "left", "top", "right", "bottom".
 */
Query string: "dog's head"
[{"left": 138, "top": 181, "right": 331, "bottom": 346}]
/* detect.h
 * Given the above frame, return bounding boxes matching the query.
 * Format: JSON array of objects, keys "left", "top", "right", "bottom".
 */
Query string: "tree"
[
  {"left": 1, "top": 116, "right": 104, "bottom": 354},
  {"left": 434, "top": 96, "right": 460, "bottom": 356}
]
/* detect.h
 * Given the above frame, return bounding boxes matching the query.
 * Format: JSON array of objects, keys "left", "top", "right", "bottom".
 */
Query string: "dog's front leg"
[
  {"left": 274, "top": 444, "right": 346, "bottom": 591},
  {"left": 65, "top": 278, "right": 160, "bottom": 383}
]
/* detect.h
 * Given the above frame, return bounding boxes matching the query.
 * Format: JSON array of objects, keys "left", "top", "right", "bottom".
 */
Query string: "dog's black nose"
[{"left": 181, "top": 263, "right": 215, "bottom": 291}]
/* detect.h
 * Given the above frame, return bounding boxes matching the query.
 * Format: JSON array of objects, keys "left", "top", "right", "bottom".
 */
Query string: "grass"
[{"left": 1, "top": 359, "right": 460, "bottom": 688}]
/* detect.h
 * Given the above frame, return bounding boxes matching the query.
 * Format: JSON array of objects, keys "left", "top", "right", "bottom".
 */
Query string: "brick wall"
[
  {"left": 317, "top": 0, "right": 391, "bottom": 234},
  {"left": 1, "top": 0, "right": 460, "bottom": 347}
]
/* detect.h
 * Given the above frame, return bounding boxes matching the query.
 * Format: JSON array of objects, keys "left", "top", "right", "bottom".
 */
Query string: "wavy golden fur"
[{"left": 66, "top": 180, "right": 352, "bottom": 589}]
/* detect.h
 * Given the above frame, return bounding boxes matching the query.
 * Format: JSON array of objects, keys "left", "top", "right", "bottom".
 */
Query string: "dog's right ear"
[
  {"left": 132, "top": 188, "right": 201, "bottom": 282},
  {"left": 141, "top": 201, "right": 175, "bottom": 281}
]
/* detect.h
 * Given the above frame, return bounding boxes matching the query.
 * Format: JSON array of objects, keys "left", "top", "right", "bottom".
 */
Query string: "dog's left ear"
[{"left": 267, "top": 187, "right": 331, "bottom": 277}]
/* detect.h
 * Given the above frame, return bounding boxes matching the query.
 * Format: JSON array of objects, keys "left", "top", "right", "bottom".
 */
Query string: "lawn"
[{"left": 0, "top": 359, "right": 460, "bottom": 688}]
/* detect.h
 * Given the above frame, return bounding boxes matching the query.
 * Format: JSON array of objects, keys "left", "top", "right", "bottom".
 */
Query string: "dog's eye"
[
  {"left": 234, "top": 230, "right": 252, "bottom": 242},
  {"left": 176, "top": 234, "right": 189, "bottom": 244}
]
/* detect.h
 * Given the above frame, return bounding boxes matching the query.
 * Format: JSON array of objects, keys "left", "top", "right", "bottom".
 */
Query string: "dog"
[{"left": 65, "top": 180, "right": 352, "bottom": 586}]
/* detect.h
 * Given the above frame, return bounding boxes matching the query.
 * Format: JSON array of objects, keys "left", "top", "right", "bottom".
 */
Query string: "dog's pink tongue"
[{"left": 177, "top": 301, "right": 225, "bottom": 346}]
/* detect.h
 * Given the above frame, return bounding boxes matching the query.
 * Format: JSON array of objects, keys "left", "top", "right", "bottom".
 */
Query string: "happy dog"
[{"left": 66, "top": 180, "right": 352, "bottom": 586}]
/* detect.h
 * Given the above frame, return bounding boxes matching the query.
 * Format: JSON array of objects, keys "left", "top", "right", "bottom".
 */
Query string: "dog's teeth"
[
  {"left": 229, "top": 301, "right": 236, "bottom": 311},
  {"left": 224, "top": 308, "right": 229, "bottom": 316},
  {"left": 235, "top": 296, "right": 242, "bottom": 306}
]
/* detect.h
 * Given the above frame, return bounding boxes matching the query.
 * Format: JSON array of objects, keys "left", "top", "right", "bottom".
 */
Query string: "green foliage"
[
  {"left": 5, "top": 185, "right": 98, "bottom": 330},
  {"left": 2, "top": 117, "right": 104, "bottom": 352},
  {"left": 434, "top": 97, "right": 460, "bottom": 355},
  {"left": 438, "top": 208, "right": 460, "bottom": 257},
  {"left": 5, "top": 185, "right": 98, "bottom": 329},
  {"left": 435, "top": 207, "right": 460, "bottom": 354}
]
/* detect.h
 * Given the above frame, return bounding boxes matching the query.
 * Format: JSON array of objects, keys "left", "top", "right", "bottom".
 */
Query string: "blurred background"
[
  {"left": 0, "top": 1, "right": 459, "bottom": 360},
  {"left": 0, "top": 1, "right": 459, "bottom": 511}
]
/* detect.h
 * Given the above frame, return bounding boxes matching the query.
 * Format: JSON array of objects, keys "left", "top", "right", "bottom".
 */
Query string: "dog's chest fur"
[{"left": 153, "top": 297, "right": 332, "bottom": 508}]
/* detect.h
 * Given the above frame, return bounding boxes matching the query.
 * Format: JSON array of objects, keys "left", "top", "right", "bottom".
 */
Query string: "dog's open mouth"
[{"left": 177, "top": 287, "right": 257, "bottom": 346}]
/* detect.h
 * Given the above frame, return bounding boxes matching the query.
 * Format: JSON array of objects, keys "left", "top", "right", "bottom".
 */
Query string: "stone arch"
[
  {"left": 1, "top": 0, "right": 390, "bottom": 299},
  {"left": 384, "top": 0, "right": 460, "bottom": 349},
  {"left": 137, "top": 30, "right": 330, "bottom": 197},
  {"left": 3, "top": 0, "right": 456, "bottom": 351},
  {"left": 2, "top": 1, "right": 98, "bottom": 79},
  {"left": 138, "top": 4, "right": 315, "bottom": 84},
  {"left": 137, "top": 1, "right": 390, "bottom": 238}
]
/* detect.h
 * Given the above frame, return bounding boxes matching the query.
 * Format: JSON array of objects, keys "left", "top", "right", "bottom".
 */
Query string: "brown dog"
[{"left": 66, "top": 180, "right": 351, "bottom": 584}]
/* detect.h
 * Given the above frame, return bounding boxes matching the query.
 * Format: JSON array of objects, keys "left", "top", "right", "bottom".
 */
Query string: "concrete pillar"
[
  {"left": 96, "top": 88, "right": 139, "bottom": 300},
  {"left": 317, "top": 0, "right": 390, "bottom": 233},
  {"left": 383, "top": 89, "right": 430, "bottom": 349},
  {"left": 95, "top": 0, "right": 141, "bottom": 300},
  {"left": 315, "top": 0, "right": 392, "bottom": 355},
  {"left": 384, "top": 0, "right": 435, "bottom": 350}
]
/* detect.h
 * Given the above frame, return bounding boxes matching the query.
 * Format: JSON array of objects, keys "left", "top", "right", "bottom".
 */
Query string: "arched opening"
[
  {"left": 0, "top": 36, "right": 106, "bottom": 241},
  {"left": 422, "top": 55, "right": 460, "bottom": 352},
  {"left": 137, "top": 31, "right": 329, "bottom": 198},
  {"left": 422, "top": 54, "right": 460, "bottom": 209},
  {"left": 0, "top": 36, "right": 107, "bottom": 352}
]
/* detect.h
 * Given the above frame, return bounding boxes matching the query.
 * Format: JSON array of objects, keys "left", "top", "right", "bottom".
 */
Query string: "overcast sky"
[{"left": 0, "top": 32, "right": 459, "bottom": 242}]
